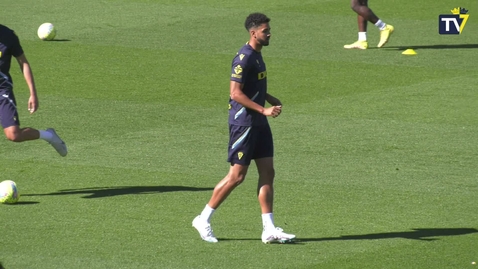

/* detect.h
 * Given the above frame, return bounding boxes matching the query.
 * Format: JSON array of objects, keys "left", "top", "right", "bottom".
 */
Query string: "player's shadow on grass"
[
  {"left": 7, "top": 201, "right": 40, "bottom": 205},
  {"left": 49, "top": 39, "right": 71, "bottom": 42},
  {"left": 384, "top": 44, "right": 478, "bottom": 50},
  {"left": 298, "top": 228, "right": 478, "bottom": 242},
  {"left": 219, "top": 228, "right": 478, "bottom": 243},
  {"left": 23, "top": 186, "right": 213, "bottom": 199}
]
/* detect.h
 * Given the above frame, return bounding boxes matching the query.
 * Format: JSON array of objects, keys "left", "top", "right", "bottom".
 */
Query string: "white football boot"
[
  {"left": 46, "top": 128, "right": 67, "bottom": 157},
  {"left": 262, "top": 227, "right": 296, "bottom": 244},
  {"left": 192, "top": 216, "right": 218, "bottom": 243}
]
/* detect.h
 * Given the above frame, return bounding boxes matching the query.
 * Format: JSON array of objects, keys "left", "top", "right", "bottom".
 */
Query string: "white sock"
[
  {"left": 262, "top": 213, "right": 275, "bottom": 231},
  {"left": 39, "top": 130, "right": 53, "bottom": 142},
  {"left": 358, "top": 32, "right": 367, "bottom": 41},
  {"left": 200, "top": 204, "right": 215, "bottom": 223},
  {"left": 375, "top": 19, "right": 387, "bottom": 30}
]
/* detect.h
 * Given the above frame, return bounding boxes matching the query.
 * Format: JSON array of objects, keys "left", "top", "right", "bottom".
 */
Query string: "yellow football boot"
[
  {"left": 344, "top": 40, "right": 368, "bottom": 50},
  {"left": 378, "top": 25, "right": 394, "bottom": 48}
]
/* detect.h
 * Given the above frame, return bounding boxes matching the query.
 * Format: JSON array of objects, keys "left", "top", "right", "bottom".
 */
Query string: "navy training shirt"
[
  {"left": 229, "top": 43, "right": 268, "bottom": 127},
  {"left": 0, "top": 24, "right": 24, "bottom": 92}
]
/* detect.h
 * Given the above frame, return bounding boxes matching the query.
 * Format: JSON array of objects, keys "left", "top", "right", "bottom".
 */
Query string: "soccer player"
[
  {"left": 344, "top": 0, "right": 394, "bottom": 49},
  {"left": 192, "top": 13, "right": 295, "bottom": 244},
  {"left": 0, "top": 24, "right": 67, "bottom": 156}
]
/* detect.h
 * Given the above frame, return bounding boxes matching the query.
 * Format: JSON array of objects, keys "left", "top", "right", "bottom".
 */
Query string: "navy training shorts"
[
  {"left": 0, "top": 91, "right": 20, "bottom": 129},
  {"left": 227, "top": 124, "right": 274, "bottom": 166}
]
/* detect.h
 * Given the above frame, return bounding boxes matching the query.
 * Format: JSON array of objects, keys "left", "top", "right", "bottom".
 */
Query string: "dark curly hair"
[{"left": 244, "top": 13, "right": 270, "bottom": 31}]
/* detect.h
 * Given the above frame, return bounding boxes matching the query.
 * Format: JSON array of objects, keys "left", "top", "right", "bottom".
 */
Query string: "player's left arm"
[
  {"left": 15, "top": 54, "right": 39, "bottom": 114},
  {"left": 266, "top": 93, "right": 282, "bottom": 107}
]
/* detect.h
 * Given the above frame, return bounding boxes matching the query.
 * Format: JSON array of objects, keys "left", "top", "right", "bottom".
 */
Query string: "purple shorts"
[
  {"left": 0, "top": 91, "right": 20, "bottom": 128},
  {"left": 227, "top": 124, "right": 274, "bottom": 166}
]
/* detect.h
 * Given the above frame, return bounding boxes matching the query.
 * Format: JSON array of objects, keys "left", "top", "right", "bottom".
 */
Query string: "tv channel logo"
[{"left": 439, "top": 7, "right": 469, "bottom": 34}]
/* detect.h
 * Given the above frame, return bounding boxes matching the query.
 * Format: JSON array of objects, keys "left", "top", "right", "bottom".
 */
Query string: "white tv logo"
[{"left": 440, "top": 17, "right": 460, "bottom": 32}]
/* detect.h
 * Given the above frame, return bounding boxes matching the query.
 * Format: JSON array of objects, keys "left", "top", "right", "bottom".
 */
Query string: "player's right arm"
[
  {"left": 10, "top": 30, "right": 39, "bottom": 114},
  {"left": 230, "top": 81, "right": 281, "bottom": 117},
  {"left": 16, "top": 54, "right": 38, "bottom": 114}
]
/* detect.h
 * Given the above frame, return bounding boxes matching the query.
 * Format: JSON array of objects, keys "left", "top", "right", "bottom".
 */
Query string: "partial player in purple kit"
[
  {"left": 192, "top": 13, "right": 296, "bottom": 244},
  {"left": 0, "top": 24, "right": 67, "bottom": 156}
]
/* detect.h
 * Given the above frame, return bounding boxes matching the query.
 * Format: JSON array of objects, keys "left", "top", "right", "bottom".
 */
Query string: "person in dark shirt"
[
  {"left": 0, "top": 24, "right": 67, "bottom": 156},
  {"left": 343, "top": 0, "right": 394, "bottom": 49},
  {"left": 192, "top": 13, "right": 295, "bottom": 244}
]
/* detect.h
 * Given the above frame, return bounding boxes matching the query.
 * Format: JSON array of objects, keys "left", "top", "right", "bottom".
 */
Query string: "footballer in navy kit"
[
  {"left": 227, "top": 42, "right": 273, "bottom": 165},
  {"left": 0, "top": 24, "right": 67, "bottom": 156},
  {"left": 192, "top": 13, "right": 296, "bottom": 244},
  {"left": 0, "top": 24, "right": 23, "bottom": 128}
]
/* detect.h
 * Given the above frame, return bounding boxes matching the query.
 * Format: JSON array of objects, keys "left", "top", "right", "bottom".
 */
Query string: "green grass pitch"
[{"left": 1, "top": 0, "right": 477, "bottom": 268}]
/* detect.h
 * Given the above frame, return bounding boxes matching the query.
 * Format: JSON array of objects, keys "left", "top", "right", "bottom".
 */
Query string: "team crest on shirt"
[
  {"left": 238, "top": 152, "right": 244, "bottom": 160},
  {"left": 231, "top": 65, "right": 243, "bottom": 79},
  {"left": 234, "top": 65, "right": 243, "bottom": 74},
  {"left": 239, "top": 54, "right": 245, "bottom": 61}
]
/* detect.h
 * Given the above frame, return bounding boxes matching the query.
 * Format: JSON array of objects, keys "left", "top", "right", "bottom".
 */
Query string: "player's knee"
[
  {"left": 228, "top": 173, "right": 246, "bottom": 186},
  {"left": 350, "top": 0, "right": 365, "bottom": 11},
  {"left": 5, "top": 130, "right": 21, "bottom": 142}
]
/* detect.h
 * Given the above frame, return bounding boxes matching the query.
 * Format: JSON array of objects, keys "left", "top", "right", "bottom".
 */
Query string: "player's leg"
[
  {"left": 192, "top": 163, "right": 249, "bottom": 243},
  {"left": 253, "top": 124, "right": 295, "bottom": 243},
  {"left": 255, "top": 156, "right": 275, "bottom": 228},
  {"left": 4, "top": 126, "right": 39, "bottom": 142},
  {"left": 207, "top": 163, "right": 249, "bottom": 209},
  {"left": 0, "top": 93, "right": 67, "bottom": 156},
  {"left": 345, "top": 0, "right": 371, "bottom": 49},
  {"left": 346, "top": 0, "right": 394, "bottom": 48},
  {"left": 192, "top": 125, "right": 254, "bottom": 243},
  {"left": 256, "top": 157, "right": 274, "bottom": 215},
  {"left": 351, "top": 0, "right": 379, "bottom": 24},
  {"left": 256, "top": 157, "right": 295, "bottom": 244},
  {"left": 344, "top": 14, "right": 369, "bottom": 49},
  {"left": 362, "top": 0, "right": 395, "bottom": 48}
]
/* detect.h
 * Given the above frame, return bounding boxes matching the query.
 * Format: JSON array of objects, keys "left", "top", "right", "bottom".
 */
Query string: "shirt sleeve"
[
  {"left": 230, "top": 53, "right": 250, "bottom": 84},
  {"left": 10, "top": 30, "right": 24, "bottom": 58}
]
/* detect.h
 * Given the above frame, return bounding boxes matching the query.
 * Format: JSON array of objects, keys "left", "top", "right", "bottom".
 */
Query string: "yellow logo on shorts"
[
  {"left": 258, "top": 71, "right": 267, "bottom": 80},
  {"left": 238, "top": 152, "right": 243, "bottom": 160}
]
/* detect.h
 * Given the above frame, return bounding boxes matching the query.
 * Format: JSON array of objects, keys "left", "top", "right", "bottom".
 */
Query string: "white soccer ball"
[
  {"left": 0, "top": 180, "right": 20, "bottom": 204},
  {"left": 37, "top": 23, "right": 56, "bottom": 41}
]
